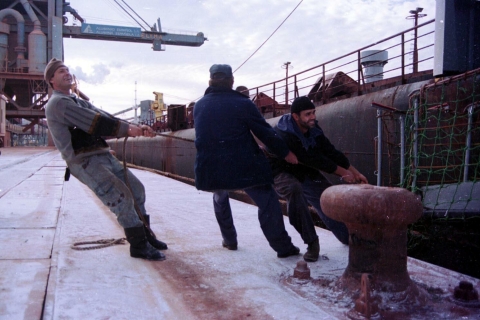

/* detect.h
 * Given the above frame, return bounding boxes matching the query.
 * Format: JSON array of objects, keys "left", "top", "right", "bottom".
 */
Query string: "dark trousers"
[
  {"left": 213, "top": 184, "right": 294, "bottom": 255},
  {"left": 274, "top": 172, "right": 349, "bottom": 245}
]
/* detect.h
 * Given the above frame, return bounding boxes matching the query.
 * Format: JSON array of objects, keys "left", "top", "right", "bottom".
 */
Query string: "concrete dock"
[{"left": 0, "top": 147, "right": 479, "bottom": 319}]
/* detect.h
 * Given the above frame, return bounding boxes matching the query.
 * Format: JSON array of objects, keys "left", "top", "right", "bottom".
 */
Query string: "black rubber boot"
[
  {"left": 222, "top": 240, "right": 238, "bottom": 250},
  {"left": 277, "top": 245, "right": 300, "bottom": 258},
  {"left": 124, "top": 226, "right": 166, "bottom": 261},
  {"left": 143, "top": 215, "right": 168, "bottom": 250},
  {"left": 303, "top": 237, "right": 320, "bottom": 262}
]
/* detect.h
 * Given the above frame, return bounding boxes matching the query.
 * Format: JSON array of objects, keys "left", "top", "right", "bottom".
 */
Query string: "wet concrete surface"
[{"left": 0, "top": 147, "right": 479, "bottom": 319}]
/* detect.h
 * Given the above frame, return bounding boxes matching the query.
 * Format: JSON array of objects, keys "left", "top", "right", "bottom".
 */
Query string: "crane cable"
[
  {"left": 233, "top": 0, "right": 303, "bottom": 74},
  {"left": 191, "top": 0, "right": 304, "bottom": 103},
  {"left": 112, "top": 0, "right": 150, "bottom": 31},
  {"left": 120, "top": 0, "right": 152, "bottom": 30}
]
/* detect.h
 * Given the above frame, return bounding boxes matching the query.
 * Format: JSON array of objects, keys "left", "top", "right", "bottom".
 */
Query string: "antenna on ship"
[
  {"left": 406, "top": 8, "right": 427, "bottom": 73},
  {"left": 134, "top": 81, "right": 138, "bottom": 124},
  {"left": 282, "top": 61, "right": 293, "bottom": 110}
]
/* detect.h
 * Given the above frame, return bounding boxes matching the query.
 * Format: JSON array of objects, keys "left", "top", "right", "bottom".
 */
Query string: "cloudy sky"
[{"left": 63, "top": 0, "right": 436, "bottom": 118}]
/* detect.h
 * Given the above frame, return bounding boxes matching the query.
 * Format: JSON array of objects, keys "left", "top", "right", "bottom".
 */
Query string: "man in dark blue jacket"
[
  {"left": 270, "top": 96, "right": 368, "bottom": 262},
  {"left": 194, "top": 64, "right": 300, "bottom": 258}
]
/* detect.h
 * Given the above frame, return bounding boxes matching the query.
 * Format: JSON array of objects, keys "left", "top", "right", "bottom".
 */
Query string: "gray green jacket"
[{"left": 45, "top": 90, "right": 129, "bottom": 164}]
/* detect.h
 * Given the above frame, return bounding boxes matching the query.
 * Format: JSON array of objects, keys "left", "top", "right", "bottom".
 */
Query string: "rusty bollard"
[
  {"left": 293, "top": 260, "right": 311, "bottom": 280},
  {"left": 347, "top": 273, "right": 380, "bottom": 320},
  {"left": 320, "top": 185, "right": 423, "bottom": 299}
]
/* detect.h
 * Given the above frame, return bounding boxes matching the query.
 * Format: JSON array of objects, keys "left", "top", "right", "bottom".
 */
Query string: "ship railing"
[{"left": 248, "top": 19, "right": 435, "bottom": 116}]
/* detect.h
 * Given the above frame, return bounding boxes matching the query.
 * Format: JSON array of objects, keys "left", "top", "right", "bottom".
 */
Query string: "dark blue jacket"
[
  {"left": 194, "top": 86, "right": 289, "bottom": 191},
  {"left": 270, "top": 114, "right": 350, "bottom": 181}
]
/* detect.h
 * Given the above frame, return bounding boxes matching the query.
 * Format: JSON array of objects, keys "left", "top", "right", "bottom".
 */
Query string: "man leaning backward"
[{"left": 44, "top": 58, "right": 167, "bottom": 261}]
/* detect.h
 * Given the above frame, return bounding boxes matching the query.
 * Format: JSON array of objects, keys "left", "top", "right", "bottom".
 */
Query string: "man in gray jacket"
[{"left": 44, "top": 58, "right": 166, "bottom": 261}]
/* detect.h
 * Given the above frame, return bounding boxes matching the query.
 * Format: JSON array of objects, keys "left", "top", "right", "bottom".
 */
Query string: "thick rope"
[{"left": 71, "top": 238, "right": 127, "bottom": 250}]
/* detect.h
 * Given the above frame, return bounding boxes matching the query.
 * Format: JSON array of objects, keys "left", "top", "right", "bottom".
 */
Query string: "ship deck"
[{"left": 0, "top": 147, "right": 479, "bottom": 319}]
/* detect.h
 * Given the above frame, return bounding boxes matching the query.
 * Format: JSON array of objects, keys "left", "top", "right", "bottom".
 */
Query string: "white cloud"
[{"left": 70, "top": 63, "right": 111, "bottom": 85}]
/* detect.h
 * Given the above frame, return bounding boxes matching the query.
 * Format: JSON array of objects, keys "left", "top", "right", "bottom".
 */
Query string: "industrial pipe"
[
  {"left": 20, "top": 0, "right": 47, "bottom": 74},
  {"left": 0, "top": 9, "right": 26, "bottom": 62},
  {"left": 20, "top": 0, "right": 40, "bottom": 29}
]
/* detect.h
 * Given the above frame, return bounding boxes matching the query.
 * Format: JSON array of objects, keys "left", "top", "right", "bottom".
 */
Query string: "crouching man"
[{"left": 270, "top": 96, "right": 368, "bottom": 262}]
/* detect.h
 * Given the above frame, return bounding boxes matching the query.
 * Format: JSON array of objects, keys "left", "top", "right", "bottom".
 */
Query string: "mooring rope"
[{"left": 71, "top": 238, "right": 127, "bottom": 251}]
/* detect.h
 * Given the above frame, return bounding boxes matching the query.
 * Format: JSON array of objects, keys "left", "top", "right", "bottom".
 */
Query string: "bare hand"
[
  {"left": 348, "top": 165, "right": 368, "bottom": 184},
  {"left": 353, "top": 172, "right": 368, "bottom": 184},
  {"left": 284, "top": 151, "right": 298, "bottom": 164},
  {"left": 140, "top": 125, "right": 155, "bottom": 137},
  {"left": 128, "top": 124, "right": 155, "bottom": 137},
  {"left": 340, "top": 171, "right": 356, "bottom": 184}
]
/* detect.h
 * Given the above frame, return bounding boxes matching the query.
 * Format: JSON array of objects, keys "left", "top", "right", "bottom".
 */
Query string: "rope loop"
[{"left": 71, "top": 238, "right": 127, "bottom": 251}]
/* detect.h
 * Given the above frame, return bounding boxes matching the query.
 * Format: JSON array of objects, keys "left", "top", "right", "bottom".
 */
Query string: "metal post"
[
  {"left": 463, "top": 105, "right": 474, "bottom": 182},
  {"left": 283, "top": 62, "right": 291, "bottom": 108},
  {"left": 413, "top": 13, "right": 418, "bottom": 73},
  {"left": 412, "top": 97, "right": 419, "bottom": 190},
  {"left": 322, "top": 64, "right": 326, "bottom": 104},
  {"left": 134, "top": 81, "right": 138, "bottom": 124},
  {"left": 273, "top": 83, "right": 276, "bottom": 117},
  {"left": 357, "top": 51, "right": 361, "bottom": 95},
  {"left": 399, "top": 114, "right": 405, "bottom": 186},
  {"left": 406, "top": 8, "right": 426, "bottom": 74},
  {"left": 294, "top": 75, "right": 298, "bottom": 98},
  {"left": 377, "top": 109, "right": 383, "bottom": 186},
  {"left": 401, "top": 33, "right": 405, "bottom": 83}
]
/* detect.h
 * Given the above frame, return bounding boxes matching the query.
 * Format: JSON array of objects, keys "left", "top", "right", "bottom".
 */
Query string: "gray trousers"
[
  {"left": 273, "top": 172, "right": 349, "bottom": 245},
  {"left": 68, "top": 152, "right": 145, "bottom": 228}
]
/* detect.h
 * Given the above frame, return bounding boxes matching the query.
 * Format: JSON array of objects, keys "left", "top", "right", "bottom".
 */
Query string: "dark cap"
[
  {"left": 235, "top": 85, "right": 249, "bottom": 97},
  {"left": 291, "top": 96, "right": 315, "bottom": 114},
  {"left": 209, "top": 64, "right": 233, "bottom": 79}
]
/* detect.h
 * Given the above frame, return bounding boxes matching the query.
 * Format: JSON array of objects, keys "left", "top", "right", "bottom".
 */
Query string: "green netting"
[
  {"left": 403, "top": 70, "right": 480, "bottom": 216},
  {"left": 399, "top": 71, "right": 480, "bottom": 278}
]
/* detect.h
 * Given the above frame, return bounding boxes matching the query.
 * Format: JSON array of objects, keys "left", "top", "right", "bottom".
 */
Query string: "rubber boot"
[
  {"left": 277, "top": 245, "right": 300, "bottom": 258},
  {"left": 124, "top": 226, "right": 166, "bottom": 261},
  {"left": 303, "top": 237, "right": 320, "bottom": 262},
  {"left": 143, "top": 214, "right": 168, "bottom": 250}
]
